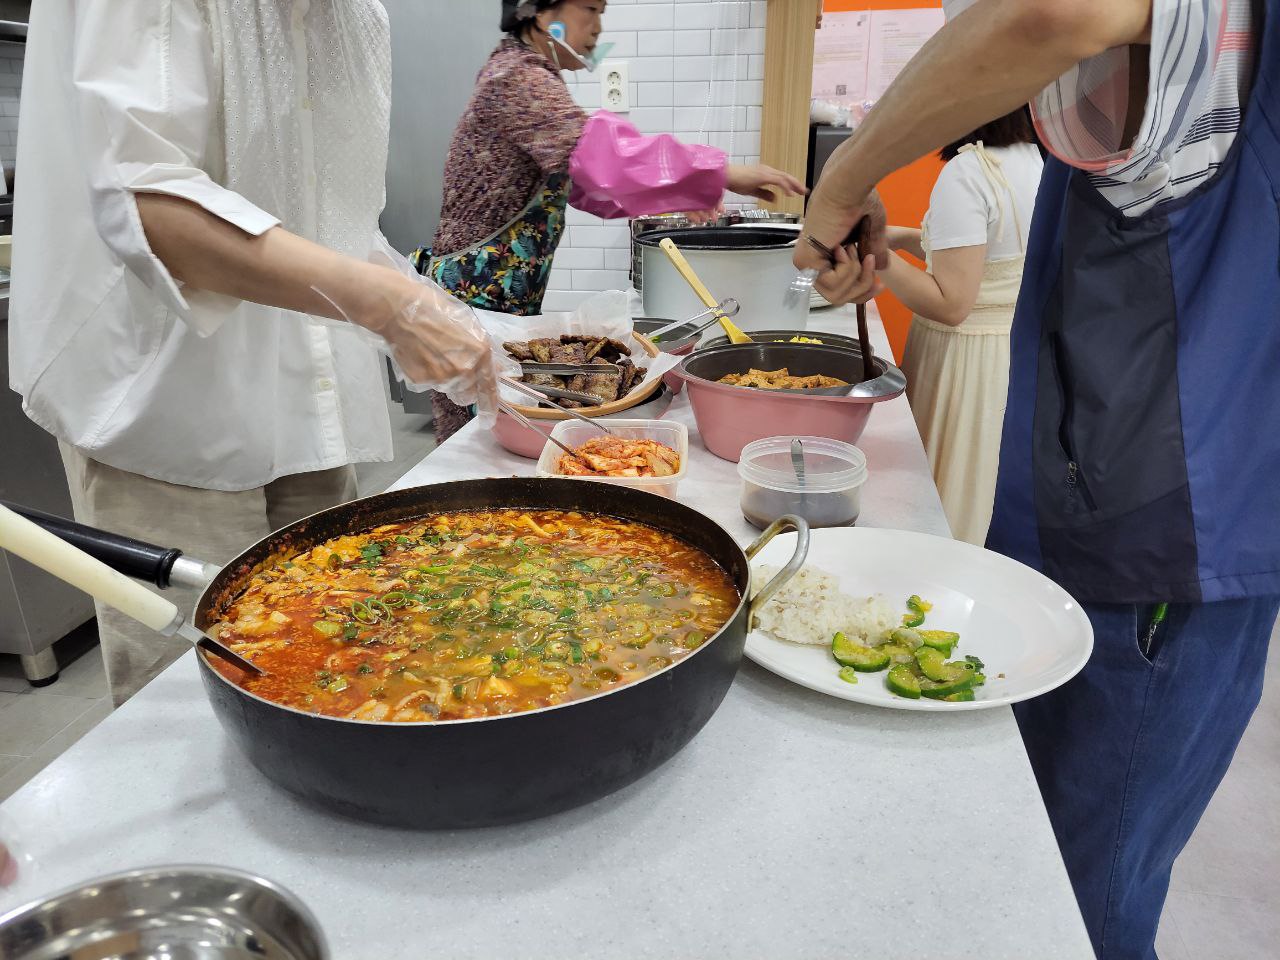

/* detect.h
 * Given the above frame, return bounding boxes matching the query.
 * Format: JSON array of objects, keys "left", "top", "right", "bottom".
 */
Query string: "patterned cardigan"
[{"left": 431, "top": 38, "right": 586, "bottom": 256}]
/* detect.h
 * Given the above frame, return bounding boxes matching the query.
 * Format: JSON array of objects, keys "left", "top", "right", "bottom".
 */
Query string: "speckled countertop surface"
[{"left": 0, "top": 308, "right": 1093, "bottom": 959}]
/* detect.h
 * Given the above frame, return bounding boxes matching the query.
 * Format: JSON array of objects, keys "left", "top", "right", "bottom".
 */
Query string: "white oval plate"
[{"left": 746, "top": 527, "right": 1094, "bottom": 711}]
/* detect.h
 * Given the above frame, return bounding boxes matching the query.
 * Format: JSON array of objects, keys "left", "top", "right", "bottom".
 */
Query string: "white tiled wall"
[
  {"left": 0, "top": 45, "right": 22, "bottom": 168},
  {"left": 545, "top": 0, "right": 769, "bottom": 312}
]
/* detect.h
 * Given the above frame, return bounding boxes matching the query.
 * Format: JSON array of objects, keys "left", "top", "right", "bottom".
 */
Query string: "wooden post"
[{"left": 759, "top": 0, "right": 820, "bottom": 215}]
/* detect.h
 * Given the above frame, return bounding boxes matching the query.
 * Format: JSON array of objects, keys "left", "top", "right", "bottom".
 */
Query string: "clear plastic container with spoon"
[{"left": 737, "top": 436, "right": 868, "bottom": 530}]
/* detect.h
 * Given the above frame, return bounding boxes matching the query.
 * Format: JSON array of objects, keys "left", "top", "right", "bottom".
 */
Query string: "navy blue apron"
[{"left": 988, "top": 0, "right": 1280, "bottom": 605}]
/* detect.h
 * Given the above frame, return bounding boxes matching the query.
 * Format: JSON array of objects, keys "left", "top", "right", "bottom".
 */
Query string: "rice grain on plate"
[{"left": 753, "top": 565, "right": 896, "bottom": 646}]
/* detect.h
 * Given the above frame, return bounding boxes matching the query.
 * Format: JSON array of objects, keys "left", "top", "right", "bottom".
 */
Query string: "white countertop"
[{"left": 0, "top": 307, "right": 1092, "bottom": 959}]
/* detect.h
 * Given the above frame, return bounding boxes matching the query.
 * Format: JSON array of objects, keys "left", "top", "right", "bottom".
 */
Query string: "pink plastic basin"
[{"left": 678, "top": 343, "right": 905, "bottom": 462}]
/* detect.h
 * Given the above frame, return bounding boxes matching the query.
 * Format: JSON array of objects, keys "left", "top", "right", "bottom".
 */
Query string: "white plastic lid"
[{"left": 737, "top": 436, "right": 868, "bottom": 494}]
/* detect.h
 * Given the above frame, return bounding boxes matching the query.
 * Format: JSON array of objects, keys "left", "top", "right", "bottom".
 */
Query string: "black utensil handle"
[{"left": 0, "top": 501, "right": 183, "bottom": 588}]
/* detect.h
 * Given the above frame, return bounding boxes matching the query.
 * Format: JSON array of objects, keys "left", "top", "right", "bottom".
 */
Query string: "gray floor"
[{"left": 1, "top": 396, "right": 1276, "bottom": 956}]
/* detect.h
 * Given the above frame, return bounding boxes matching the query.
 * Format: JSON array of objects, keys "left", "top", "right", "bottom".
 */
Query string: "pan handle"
[
  {"left": 0, "top": 504, "right": 187, "bottom": 633},
  {"left": 0, "top": 500, "right": 213, "bottom": 589},
  {"left": 744, "top": 514, "right": 810, "bottom": 629},
  {"left": 0, "top": 505, "right": 261, "bottom": 676}
]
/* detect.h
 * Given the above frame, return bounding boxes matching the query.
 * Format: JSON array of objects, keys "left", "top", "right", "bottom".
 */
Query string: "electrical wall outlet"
[{"left": 600, "top": 60, "right": 629, "bottom": 113}]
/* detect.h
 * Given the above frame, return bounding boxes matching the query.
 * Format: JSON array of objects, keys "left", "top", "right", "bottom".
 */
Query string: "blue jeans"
[{"left": 1014, "top": 597, "right": 1278, "bottom": 959}]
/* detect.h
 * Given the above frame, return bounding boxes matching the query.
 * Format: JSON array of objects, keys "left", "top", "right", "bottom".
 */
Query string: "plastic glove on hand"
[{"left": 311, "top": 240, "right": 512, "bottom": 424}]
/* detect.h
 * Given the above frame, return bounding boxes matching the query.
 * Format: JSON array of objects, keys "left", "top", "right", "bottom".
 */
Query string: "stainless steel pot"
[
  {"left": 629, "top": 214, "right": 694, "bottom": 291},
  {"left": 628, "top": 212, "right": 801, "bottom": 293},
  {"left": 636, "top": 227, "right": 807, "bottom": 334}
]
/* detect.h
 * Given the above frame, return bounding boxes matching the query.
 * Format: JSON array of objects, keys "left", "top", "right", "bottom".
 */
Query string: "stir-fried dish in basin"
[
  {"left": 718, "top": 368, "right": 848, "bottom": 390},
  {"left": 208, "top": 510, "right": 738, "bottom": 722}
]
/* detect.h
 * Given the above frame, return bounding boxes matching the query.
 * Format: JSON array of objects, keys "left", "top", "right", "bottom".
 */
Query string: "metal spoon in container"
[{"left": 791, "top": 438, "right": 806, "bottom": 511}]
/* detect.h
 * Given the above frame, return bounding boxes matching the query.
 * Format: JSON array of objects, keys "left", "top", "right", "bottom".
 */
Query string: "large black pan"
[{"left": 1, "top": 480, "right": 807, "bottom": 828}]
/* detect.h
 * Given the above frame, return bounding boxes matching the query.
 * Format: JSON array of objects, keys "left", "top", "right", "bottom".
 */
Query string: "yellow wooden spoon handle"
[
  {"left": 657, "top": 237, "right": 752, "bottom": 344},
  {"left": 658, "top": 237, "right": 720, "bottom": 311}
]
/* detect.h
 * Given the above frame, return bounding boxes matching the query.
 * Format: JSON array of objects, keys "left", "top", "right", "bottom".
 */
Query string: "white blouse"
[
  {"left": 923, "top": 143, "right": 1043, "bottom": 262},
  {"left": 9, "top": 0, "right": 395, "bottom": 491}
]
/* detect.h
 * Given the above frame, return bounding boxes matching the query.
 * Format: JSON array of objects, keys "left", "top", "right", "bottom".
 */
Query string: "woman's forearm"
[
  {"left": 880, "top": 253, "right": 957, "bottom": 325},
  {"left": 888, "top": 227, "right": 926, "bottom": 260},
  {"left": 136, "top": 193, "right": 414, "bottom": 329}
]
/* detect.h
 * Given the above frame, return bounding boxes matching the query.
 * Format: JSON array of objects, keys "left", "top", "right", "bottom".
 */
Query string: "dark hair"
[
  {"left": 501, "top": 0, "right": 560, "bottom": 35},
  {"left": 939, "top": 106, "right": 1037, "bottom": 161}
]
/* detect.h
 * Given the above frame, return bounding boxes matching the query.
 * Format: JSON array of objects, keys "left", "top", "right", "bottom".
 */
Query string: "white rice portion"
[{"left": 753, "top": 564, "right": 898, "bottom": 647}]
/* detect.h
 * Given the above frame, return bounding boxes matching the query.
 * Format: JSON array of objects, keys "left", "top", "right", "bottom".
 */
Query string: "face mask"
[{"left": 546, "top": 20, "right": 613, "bottom": 72}]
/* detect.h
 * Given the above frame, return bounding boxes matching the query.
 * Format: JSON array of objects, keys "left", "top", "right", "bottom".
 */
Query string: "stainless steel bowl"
[{"left": 0, "top": 866, "right": 328, "bottom": 960}]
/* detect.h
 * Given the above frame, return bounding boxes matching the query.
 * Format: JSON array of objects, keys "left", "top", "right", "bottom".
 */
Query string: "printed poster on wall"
[
  {"left": 812, "top": 11, "right": 871, "bottom": 104},
  {"left": 814, "top": 7, "right": 944, "bottom": 106}
]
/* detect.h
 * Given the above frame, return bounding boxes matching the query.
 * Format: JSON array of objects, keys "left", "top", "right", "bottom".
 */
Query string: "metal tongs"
[
  {"left": 520, "top": 362, "right": 621, "bottom": 377},
  {"left": 644, "top": 298, "right": 741, "bottom": 343},
  {"left": 498, "top": 375, "right": 612, "bottom": 466}
]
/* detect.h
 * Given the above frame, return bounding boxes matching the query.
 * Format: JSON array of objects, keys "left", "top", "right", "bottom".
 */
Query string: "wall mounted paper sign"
[
  {"left": 812, "top": 11, "right": 871, "bottom": 104},
  {"left": 812, "top": 7, "right": 944, "bottom": 106},
  {"left": 866, "top": 8, "right": 945, "bottom": 100}
]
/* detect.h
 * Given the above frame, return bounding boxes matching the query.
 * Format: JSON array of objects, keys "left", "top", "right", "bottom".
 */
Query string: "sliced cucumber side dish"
[
  {"left": 825, "top": 595, "right": 993, "bottom": 703},
  {"left": 832, "top": 632, "right": 891, "bottom": 672},
  {"left": 886, "top": 664, "right": 921, "bottom": 699},
  {"left": 919, "top": 630, "right": 960, "bottom": 654}
]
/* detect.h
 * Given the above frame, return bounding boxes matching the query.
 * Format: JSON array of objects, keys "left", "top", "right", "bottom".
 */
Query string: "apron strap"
[{"left": 957, "top": 142, "right": 1025, "bottom": 252}]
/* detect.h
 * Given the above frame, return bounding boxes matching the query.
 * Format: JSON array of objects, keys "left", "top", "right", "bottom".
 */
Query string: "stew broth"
[{"left": 208, "top": 509, "right": 739, "bottom": 722}]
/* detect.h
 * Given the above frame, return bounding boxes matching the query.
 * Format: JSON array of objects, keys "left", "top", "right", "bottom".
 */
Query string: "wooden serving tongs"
[{"left": 657, "top": 237, "right": 752, "bottom": 345}]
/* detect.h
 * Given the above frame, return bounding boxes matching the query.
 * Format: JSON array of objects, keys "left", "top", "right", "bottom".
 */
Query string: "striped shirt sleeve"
[{"left": 1029, "top": 0, "right": 1253, "bottom": 216}]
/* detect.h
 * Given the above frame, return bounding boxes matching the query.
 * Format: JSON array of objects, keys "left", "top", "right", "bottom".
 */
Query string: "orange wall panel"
[{"left": 819, "top": 0, "right": 943, "bottom": 359}]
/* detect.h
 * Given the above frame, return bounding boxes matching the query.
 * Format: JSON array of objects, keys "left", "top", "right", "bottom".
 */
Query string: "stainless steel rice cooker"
[{"left": 636, "top": 226, "right": 807, "bottom": 333}]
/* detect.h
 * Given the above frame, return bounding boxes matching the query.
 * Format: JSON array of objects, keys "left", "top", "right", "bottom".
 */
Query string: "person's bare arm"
[
  {"left": 136, "top": 193, "right": 415, "bottom": 331},
  {"left": 798, "top": 0, "right": 1153, "bottom": 297},
  {"left": 136, "top": 194, "right": 496, "bottom": 397},
  {"left": 879, "top": 245, "right": 987, "bottom": 327},
  {"left": 887, "top": 226, "right": 926, "bottom": 261}
]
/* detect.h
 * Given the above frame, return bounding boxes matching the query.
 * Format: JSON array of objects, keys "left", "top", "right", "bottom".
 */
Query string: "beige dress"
[{"left": 902, "top": 144, "right": 1026, "bottom": 546}]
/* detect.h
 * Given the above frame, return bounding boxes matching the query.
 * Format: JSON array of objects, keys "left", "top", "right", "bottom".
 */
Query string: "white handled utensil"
[{"left": 0, "top": 505, "right": 264, "bottom": 675}]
